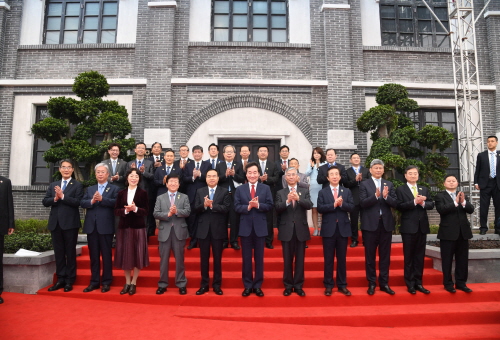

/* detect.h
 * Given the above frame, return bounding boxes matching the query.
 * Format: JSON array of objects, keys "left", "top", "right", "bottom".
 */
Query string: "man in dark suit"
[
  {"left": 183, "top": 145, "right": 210, "bottom": 249},
  {"left": 276, "top": 145, "right": 291, "bottom": 193},
  {"left": 103, "top": 143, "right": 127, "bottom": 189},
  {"left": 0, "top": 175, "right": 14, "bottom": 304},
  {"left": 474, "top": 135, "right": 500, "bottom": 235},
  {"left": 154, "top": 149, "right": 183, "bottom": 197},
  {"left": 343, "top": 152, "right": 370, "bottom": 247},
  {"left": 256, "top": 145, "right": 280, "bottom": 249},
  {"left": 207, "top": 143, "right": 223, "bottom": 170},
  {"left": 435, "top": 175, "right": 474, "bottom": 293},
  {"left": 149, "top": 142, "right": 165, "bottom": 170},
  {"left": 317, "top": 166, "right": 354, "bottom": 296},
  {"left": 80, "top": 163, "right": 119, "bottom": 293},
  {"left": 173, "top": 145, "right": 192, "bottom": 194},
  {"left": 396, "top": 165, "right": 434, "bottom": 295},
  {"left": 359, "top": 159, "right": 398, "bottom": 295},
  {"left": 275, "top": 167, "right": 312, "bottom": 296},
  {"left": 317, "top": 148, "right": 348, "bottom": 189},
  {"left": 127, "top": 142, "right": 155, "bottom": 236},
  {"left": 235, "top": 145, "right": 252, "bottom": 182},
  {"left": 148, "top": 142, "right": 165, "bottom": 222},
  {"left": 234, "top": 162, "right": 274, "bottom": 297},
  {"left": 194, "top": 169, "right": 231, "bottom": 295},
  {"left": 42, "top": 159, "right": 84, "bottom": 292},
  {"left": 216, "top": 145, "right": 245, "bottom": 249}
]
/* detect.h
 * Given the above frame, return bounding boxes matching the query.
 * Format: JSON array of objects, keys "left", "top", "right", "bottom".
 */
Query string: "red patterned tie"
[
  {"left": 251, "top": 184, "right": 256, "bottom": 199},
  {"left": 333, "top": 188, "right": 338, "bottom": 200}
]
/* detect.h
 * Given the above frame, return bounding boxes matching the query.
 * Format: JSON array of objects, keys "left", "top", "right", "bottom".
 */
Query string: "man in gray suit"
[
  {"left": 153, "top": 174, "right": 191, "bottom": 295},
  {"left": 103, "top": 143, "right": 127, "bottom": 189}
]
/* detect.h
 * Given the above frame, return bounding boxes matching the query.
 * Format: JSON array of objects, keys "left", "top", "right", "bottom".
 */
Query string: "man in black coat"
[
  {"left": 435, "top": 175, "right": 474, "bottom": 293},
  {"left": 396, "top": 165, "right": 434, "bottom": 294},
  {"left": 154, "top": 149, "right": 183, "bottom": 197},
  {"left": 194, "top": 169, "right": 231, "bottom": 295},
  {"left": 42, "top": 159, "right": 84, "bottom": 292},
  {"left": 173, "top": 145, "right": 192, "bottom": 194},
  {"left": 343, "top": 152, "right": 370, "bottom": 247},
  {"left": 80, "top": 163, "right": 119, "bottom": 293},
  {"left": 473, "top": 135, "right": 500, "bottom": 235},
  {"left": 0, "top": 175, "right": 14, "bottom": 304},
  {"left": 275, "top": 167, "right": 312, "bottom": 297},
  {"left": 317, "top": 148, "right": 348, "bottom": 189}
]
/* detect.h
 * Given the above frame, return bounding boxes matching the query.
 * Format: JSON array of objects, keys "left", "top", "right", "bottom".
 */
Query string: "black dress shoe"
[
  {"left": 101, "top": 285, "right": 111, "bottom": 293},
  {"left": 407, "top": 287, "right": 417, "bottom": 294},
  {"left": 338, "top": 287, "right": 351, "bottom": 296},
  {"left": 64, "top": 284, "right": 73, "bottom": 292},
  {"left": 254, "top": 288, "right": 264, "bottom": 297},
  {"left": 231, "top": 242, "right": 241, "bottom": 250},
  {"left": 222, "top": 241, "right": 229, "bottom": 249},
  {"left": 83, "top": 285, "right": 99, "bottom": 293},
  {"left": 444, "top": 286, "right": 456, "bottom": 293},
  {"left": 120, "top": 284, "right": 131, "bottom": 295},
  {"left": 0, "top": 296, "right": 3, "bottom": 304},
  {"left": 380, "top": 285, "right": 395, "bottom": 295},
  {"left": 213, "top": 287, "right": 223, "bottom": 295},
  {"left": 415, "top": 285, "right": 430, "bottom": 294},
  {"left": 187, "top": 242, "right": 196, "bottom": 250},
  {"left": 265, "top": 243, "right": 274, "bottom": 249},
  {"left": 324, "top": 287, "right": 333, "bottom": 296},
  {"left": 242, "top": 288, "right": 252, "bottom": 297},
  {"left": 283, "top": 288, "right": 292, "bottom": 296},
  {"left": 479, "top": 230, "right": 487, "bottom": 235},
  {"left": 456, "top": 285, "right": 473, "bottom": 293},
  {"left": 48, "top": 282, "right": 66, "bottom": 292},
  {"left": 179, "top": 287, "right": 187, "bottom": 295},
  {"left": 294, "top": 288, "right": 306, "bottom": 297},
  {"left": 196, "top": 287, "right": 209, "bottom": 295},
  {"left": 156, "top": 287, "right": 167, "bottom": 295},
  {"left": 129, "top": 284, "right": 136, "bottom": 295},
  {"left": 350, "top": 241, "right": 358, "bottom": 248},
  {"left": 367, "top": 285, "right": 376, "bottom": 295}
]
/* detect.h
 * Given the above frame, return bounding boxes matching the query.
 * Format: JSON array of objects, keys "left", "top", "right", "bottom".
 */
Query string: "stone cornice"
[{"left": 148, "top": 1, "right": 177, "bottom": 8}]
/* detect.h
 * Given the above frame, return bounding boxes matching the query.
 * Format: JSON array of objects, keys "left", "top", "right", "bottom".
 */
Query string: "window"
[
  {"left": 380, "top": 0, "right": 450, "bottom": 48},
  {"left": 44, "top": 0, "right": 119, "bottom": 44},
  {"left": 32, "top": 106, "right": 56, "bottom": 185},
  {"left": 212, "top": 0, "right": 288, "bottom": 42}
]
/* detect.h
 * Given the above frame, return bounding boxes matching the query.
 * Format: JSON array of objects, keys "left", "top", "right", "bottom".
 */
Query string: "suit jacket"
[
  {"left": 275, "top": 186, "right": 312, "bottom": 242},
  {"left": 173, "top": 158, "right": 192, "bottom": 193},
  {"left": 343, "top": 166, "right": 371, "bottom": 205},
  {"left": 317, "top": 162, "right": 348, "bottom": 189},
  {"left": 42, "top": 179, "right": 83, "bottom": 231},
  {"left": 317, "top": 186, "right": 354, "bottom": 238},
  {"left": 149, "top": 154, "right": 165, "bottom": 171},
  {"left": 474, "top": 150, "right": 500, "bottom": 188},
  {"left": 257, "top": 160, "right": 280, "bottom": 189},
  {"left": 235, "top": 159, "right": 253, "bottom": 181},
  {"left": 234, "top": 183, "right": 274, "bottom": 237},
  {"left": 154, "top": 164, "right": 183, "bottom": 197},
  {"left": 183, "top": 160, "right": 211, "bottom": 205},
  {"left": 81, "top": 183, "right": 119, "bottom": 234},
  {"left": 216, "top": 161, "right": 245, "bottom": 192},
  {"left": 206, "top": 158, "right": 223, "bottom": 170},
  {"left": 103, "top": 158, "right": 127, "bottom": 189},
  {"left": 113, "top": 187, "right": 149, "bottom": 229},
  {"left": 435, "top": 191, "right": 474, "bottom": 240},
  {"left": 396, "top": 184, "right": 434, "bottom": 234},
  {"left": 195, "top": 186, "right": 231, "bottom": 240},
  {"left": 126, "top": 159, "right": 154, "bottom": 191},
  {"left": 153, "top": 191, "right": 191, "bottom": 242},
  {"left": 359, "top": 178, "right": 398, "bottom": 232},
  {"left": 0, "top": 176, "right": 15, "bottom": 235}
]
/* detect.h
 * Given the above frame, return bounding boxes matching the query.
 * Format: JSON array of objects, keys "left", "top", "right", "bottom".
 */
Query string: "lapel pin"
[
  {"left": 418, "top": 187, "right": 422, "bottom": 190},
  {"left": 341, "top": 189, "right": 343, "bottom": 192},
  {"left": 299, "top": 192, "right": 302, "bottom": 196},
  {"left": 105, "top": 187, "right": 110, "bottom": 192},
  {"left": 177, "top": 194, "right": 181, "bottom": 199},
  {"left": 384, "top": 183, "right": 387, "bottom": 185},
  {"left": 0, "top": 180, "right": 2, "bottom": 183}
]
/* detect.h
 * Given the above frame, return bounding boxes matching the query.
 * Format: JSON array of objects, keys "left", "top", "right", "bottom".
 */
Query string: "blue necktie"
[
  {"left": 98, "top": 185, "right": 104, "bottom": 195},
  {"left": 227, "top": 162, "right": 232, "bottom": 192},
  {"left": 62, "top": 180, "right": 67, "bottom": 191},
  {"left": 112, "top": 160, "right": 116, "bottom": 174},
  {"left": 166, "top": 166, "right": 171, "bottom": 175},
  {"left": 212, "top": 159, "right": 216, "bottom": 169},
  {"left": 210, "top": 188, "right": 214, "bottom": 200},
  {"left": 196, "top": 162, "right": 199, "bottom": 170},
  {"left": 137, "top": 160, "right": 142, "bottom": 168},
  {"left": 490, "top": 152, "right": 496, "bottom": 178}
]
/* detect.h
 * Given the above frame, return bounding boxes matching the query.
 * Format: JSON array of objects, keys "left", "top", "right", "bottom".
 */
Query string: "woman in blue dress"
[{"left": 305, "top": 147, "right": 326, "bottom": 236}]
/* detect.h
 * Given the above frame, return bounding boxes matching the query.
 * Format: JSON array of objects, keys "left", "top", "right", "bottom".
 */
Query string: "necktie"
[
  {"left": 251, "top": 184, "right": 256, "bottom": 199},
  {"left": 166, "top": 166, "right": 171, "bottom": 175},
  {"left": 412, "top": 186, "right": 418, "bottom": 198},
  {"left": 283, "top": 160, "right": 287, "bottom": 168},
  {"left": 227, "top": 162, "right": 232, "bottom": 192},
  {"left": 261, "top": 162, "right": 265, "bottom": 173},
  {"left": 291, "top": 187, "right": 296, "bottom": 207},
  {"left": 137, "top": 160, "right": 142, "bottom": 168},
  {"left": 170, "top": 193, "right": 175, "bottom": 206},
  {"left": 354, "top": 167, "right": 359, "bottom": 175},
  {"left": 112, "top": 160, "right": 116, "bottom": 174},
  {"left": 243, "top": 160, "right": 247, "bottom": 169},
  {"left": 196, "top": 162, "right": 199, "bottom": 170},
  {"left": 180, "top": 159, "right": 184, "bottom": 167},
  {"left": 212, "top": 159, "right": 216, "bottom": 169},
  {"left": 98, "top": 185, "right": 104, "bottom": 195},
  {"left": 62, "top": 180, "right": 67, "bottom": 191},
  {"left": 375, "top": 179, "right": 382, "bottom": 215},
  {"left": 210, "top": 188, "right": 214, "bottom": 200},
  {"left": 450, "top": 192, "right": 456, "bottom": 201},
  {"left": 333, "top": 187, "right": 338, "bottom": 200},
  {"left": 491, "top": 152, "right": 496, "bottom": 178}
]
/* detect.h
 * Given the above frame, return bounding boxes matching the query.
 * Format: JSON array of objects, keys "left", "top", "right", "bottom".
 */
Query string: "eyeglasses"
[{"left": 60, "top": 166, "right": 73, "bottom": 170}]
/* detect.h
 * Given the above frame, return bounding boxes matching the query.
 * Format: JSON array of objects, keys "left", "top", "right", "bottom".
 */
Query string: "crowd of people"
[{"left": 3, "top": 136, "right": 497, "bottom": 303}]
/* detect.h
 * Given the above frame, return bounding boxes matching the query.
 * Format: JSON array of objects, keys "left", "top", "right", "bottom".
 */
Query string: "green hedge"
[
  {"left": 14, "top": 219, "right": 50, "bottom": 234},
  {"left": 4, "top": 232, "right": 53, "bottom": 254}
]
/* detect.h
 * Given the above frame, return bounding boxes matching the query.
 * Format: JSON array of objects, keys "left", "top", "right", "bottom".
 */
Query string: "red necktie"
[
  {"left": 251, "top": 184, "right": 256, "bottom": 199},
  {"left": 333, "top": 188, "right": 338, "bottom": 200}
]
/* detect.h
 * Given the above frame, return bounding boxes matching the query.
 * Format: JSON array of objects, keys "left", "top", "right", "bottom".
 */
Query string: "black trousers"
[
  {"left": 51, "top": 224, "right": 79, "bottom": 284},
  {"left": 440, "top": 237, "right": 469, "bottom": 288},
  {"left": 187, "top": 204, "right": 198, "bottom": 244},
  {"left": 241, "top": 228, "right": 265, "bottom": 289},
  {"left": 87, "top": 228, "right": 113, "bottom": 286},
  {"left": 147, "top": 187, "right": 158, "bottom": 236},
  {"left": 225, "top": 193, "right": 240, "bottom": 244},
  {"left": 322, "top": 226, "right": 348, "bottom": 288},
  {"left": 401, "top": 231, "right": 427, "bottom": 288},
  {"left": 349, "top": 205, "right": 361, "bottom": 242},
  {"left": 0, "top": 235, "right": 4, "bottom": 295},
  {"left": 282, "top": 228, "right": 306, "bottom": 289},
  {"left": 265, "top": 208, "right": 275, "bottom": 245},
  {"left": 362, "top": 219, "right": 392, "bottom": 287},
  {"left": 479, "top": 178, "right": 500, "bottom": 232},
  {"left": 199, "top": 233, "right": 224, "bottom": 289}
]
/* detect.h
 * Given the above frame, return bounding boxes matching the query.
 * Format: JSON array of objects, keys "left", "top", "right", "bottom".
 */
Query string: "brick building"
[{"left": 0, "top": 0, "right": 498, "bottom": 220}]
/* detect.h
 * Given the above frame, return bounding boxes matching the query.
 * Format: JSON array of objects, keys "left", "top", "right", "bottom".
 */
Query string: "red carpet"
[{"left": 2, "top": 229, "right": 499, "bottom": 339}]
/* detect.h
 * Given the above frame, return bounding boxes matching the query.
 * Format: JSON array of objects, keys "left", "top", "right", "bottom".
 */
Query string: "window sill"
[
  {"left": 18, "top": 43, "right": 135, "bottom": 50},
  {"left": 188, "top": 41, "right": 311, "bottom": 49},
  {"left": 363, "top": 45, "right": 451, "bottom": 53}
]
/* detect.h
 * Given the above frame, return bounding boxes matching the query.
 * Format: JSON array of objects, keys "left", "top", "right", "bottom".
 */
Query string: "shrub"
[
  {"left": 4, "top": 232, "right": 53, "bottom": 254},
  {"left": 14, "top": 219, "right": 49, "bottom": 234}
]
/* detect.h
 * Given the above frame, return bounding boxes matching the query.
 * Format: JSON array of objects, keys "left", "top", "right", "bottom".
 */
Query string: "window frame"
[
  {"left": 211, "top": 0, "right": 289, "bottom": 43},
  {"left": 32, "top": 106, "right": 56, "bottom": 185},
  {"left": 43, "top": 0, "right": 119, "bottom": 45}
]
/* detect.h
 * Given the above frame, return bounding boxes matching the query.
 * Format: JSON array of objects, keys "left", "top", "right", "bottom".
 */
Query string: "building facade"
[{"left": 0, "top": 0, "right": 498, "bottom": 220}]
